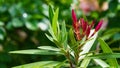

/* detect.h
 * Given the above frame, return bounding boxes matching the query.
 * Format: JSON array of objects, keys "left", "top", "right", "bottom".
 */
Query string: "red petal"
[
  {"left": 95, "top": 20, "right": 103, "bottom": 31},
  {"left": 72, "top": 9, "right": 77, "bottom": 24},
  {"left": 86, "top": 25, "right": 90, "bottom": 37},
  {"left": 81, "top": 18, "right": 87, "bottom": 32}
]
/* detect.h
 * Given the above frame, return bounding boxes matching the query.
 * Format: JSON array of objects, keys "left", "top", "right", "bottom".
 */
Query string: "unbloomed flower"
[
  {"left": 72, "top": 9, "right": 103, "bottom": 40},
  {"left": 72, "top": 9, "right": 81, "bottom": 40},
  {"left": 95, "top": 20, "right": 103, "bottom": 32}
]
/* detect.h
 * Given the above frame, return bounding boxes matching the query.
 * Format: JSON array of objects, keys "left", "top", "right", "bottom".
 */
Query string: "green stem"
[
  {"left": 65, "top": 50, "right": 74, "bottom": 68},
  {"left": 74, "top": 51, "right": 79, "bottom": 67}
]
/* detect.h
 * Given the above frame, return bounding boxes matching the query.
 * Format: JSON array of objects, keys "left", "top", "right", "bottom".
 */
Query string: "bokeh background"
[{"left": 0, "top": 0, "right": 120, "bottom": 68}]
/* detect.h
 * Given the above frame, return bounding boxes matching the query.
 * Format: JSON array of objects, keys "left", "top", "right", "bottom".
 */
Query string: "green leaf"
[
  {"left": 6, "top": 22, "right": 13, "bottom": 30},
  {"left": 0, "top": 5, "right": 7, "bottom": 12},
  {"left": 12, "top": 61, "right": 61, "bottom": 68},
  {"left": 101, "top": 33, "right": 115, "bottom": 40},
  {"left": 104, "top": 28, "right": 120, "bottom": 35},
  {"left": 53, "top": 39, "right": 62, "bottom": 48},
  {"left": 102, "top": 28, "right": 120, "bottom": 40},
  {"left": 79, "top": 30, "right": 98, "bottom": 60},
  {"left": 0, "top": 21, "right": 4, "bottom": 26},
  {"left": 68, "top": 28, "right": 76, "bottom": 47},
  {"left": 109, "top": 0, "right": 118, "bottom": 12},
  {"left": 38, "top": 46, "right": 60, "bottom": 51},
  {"left": 89, "top": 53, "right": 120, "bottom": 59},
  {"left": 55, "top": 60, "right": 68, "bottom": 68},
  {"left": 98, "top": 38, "right": 118, "bottom": 68},
  {"left": 80, "top": 57, "right": 91, "bottom": 68},
  {"left": 60, "top": 21, "right": 67, "bottom": 49},
  {"left": 25, "top": 21, "right": 38, "bottom": 30},
  {"left": 8, "top": 5, "right": 16, "bottom": 17},
  {"left": 9, "top": 49, "right": 62, "bottom": 55},
  {"left": 52, "top": 8, "right": 59, "bottom": 37},
  {"left": 32, "top": 14, "right": 44, "bottom": 19},
  {"left": 0, "top": 27, "right": 6, "bottom": 40},
  {"left": 49, "top": 5, "right": 54, "bottom": 23},
  {"left": 48, "top": 23, "right": 57, "bottom": 41},
  {"left": 93, "top": 59, "right": 109, "bottom": 68},
  {"left": 12, "top": 18, "right": 24, "bottom": 27},
  {"left": 45, "top": 33, "right": 54, "bottom": 42},
  {"left": 61, "top": 21, "right": 67, "bottom": 42}
]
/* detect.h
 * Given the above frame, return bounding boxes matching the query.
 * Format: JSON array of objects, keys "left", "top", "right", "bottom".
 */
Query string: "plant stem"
[
  {"left": 65, "top": 50, "right": 75, "bottom": 68},
  {"left": 74, "top": 51, "right": 79, "bottom": 67}
]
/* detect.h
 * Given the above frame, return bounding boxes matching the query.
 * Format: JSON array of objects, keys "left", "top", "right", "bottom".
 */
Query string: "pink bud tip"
[
  {"left": 95, "top": 20, "right": 103, "bottom": 31},
  {"left": 72, "top": 9, "right": 77, "bottom": 24}
]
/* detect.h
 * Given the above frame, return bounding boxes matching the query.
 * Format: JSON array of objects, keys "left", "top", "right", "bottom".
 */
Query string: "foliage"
[
  {"left": 0, "top": 0, "right": 120, "bottom": 68},
  {"left": 9, "top": 5, "right": 120, "bottom": 68}
]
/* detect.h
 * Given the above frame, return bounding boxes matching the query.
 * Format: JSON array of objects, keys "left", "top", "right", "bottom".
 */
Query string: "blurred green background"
[{"left": 0, "top": 0, "right": 120, "bottom": 68}]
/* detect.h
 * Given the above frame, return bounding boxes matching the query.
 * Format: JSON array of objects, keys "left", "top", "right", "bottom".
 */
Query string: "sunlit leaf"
[
  {"left": 12, "top": 61, "right": 61, "bottom": 68},
  {"left": 52, "top": 8, "right": 59, "bottom": 37},
  {"left": 25, "top": 21, "right": 38, "bottom": 30},
  {"left": 79, "top": 30, "right": 98, "bottom": 60},
  {"left": 53, "top": 39, "right": 62, "bottom": 48},
  {"left": 98, "top": 38, "right": 118, "bottom": 67},
  {"left": 45, "top": 33, "right": 54, "bottom": 42},
  {"left": 38, "top": 46, "right": 60, "bottom": 51},
  {"left": 9, "top": 49, "right": 62, "bottom": 55},
  {"left": 93, "top": 59, "right": 109, "bottom": 68},
  {"left": 48, "top": 23, "right": 57, "bottom": 41},
  {"left": 55, "top": 60, "right": 68, "bottom": 68},
  {"left": 89, "top": 53, "right": 120, "bottom": 59},
  {"left": 80, "top": 57, "right": 91, "bottom": 68}
]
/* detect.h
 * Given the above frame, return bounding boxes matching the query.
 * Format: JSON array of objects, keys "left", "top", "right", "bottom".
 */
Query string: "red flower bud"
[
  {"left": 86, "top": 25, "right": 91, "bottom": 37},
  {"left": 90, "top": 20, "right": 95, "bottom": 28},
  {"left": 95, "top": 20, "right": 103, "bottom": 31},
  {"left": 72, "top": 9, "right": 81, "bottom": 40},
  {"left": 72, "top": 9, "right": 77, "bottom": 29},
  {"left": 81, "top": 18, "right": 87, "bottom": 32},
  {"left": 75, "top": 31, "right": 81, "bottom": 40}
]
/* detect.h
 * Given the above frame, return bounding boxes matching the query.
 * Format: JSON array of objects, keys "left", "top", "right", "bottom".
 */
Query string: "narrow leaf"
[
  {"left": 45, "top": 33, "right": 54, "bottom": 42},
  {"left": 55, "top": 60, "right": 68, "bottom": 68},
  {"left": 79, "top": 30, "right": 98, "bottom": 60},
  {"left": 9, "top": 49, "right": 62, "bottom": 55},
  {"left": 52, "top": 8, "right": 59, "bottom": 37},
  {"left": 89, "top": 53, "right": 120, "bottom": 59},
  {"left": 102, "top": 28, "right": 120, "bottom": 40},
  {"left": 49, "top": 5, "right": 54, "bottom": 23},
  {"left": 93, "top": 59, "right": 109, "bottom": 68},
  {"left": 80, "top": 57, "right": 91, "bottom": 68},
  {"left": 98, "top": 38, "right": 118, "bottom": 67},
  {"left": 69, "top": 29, "right": 76, "bottom": 46},
  {"left": 61, "top": 21, "right": 67, "bottom": 49},
  {"left": 12, "top": 61, "right": 61, "bottom": 68},
  {"left": 48, "top": 23, "right": 57, "bottom": 41},
  {"left": 38, "top": 46, "right": 60, "bottom": 51}
]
